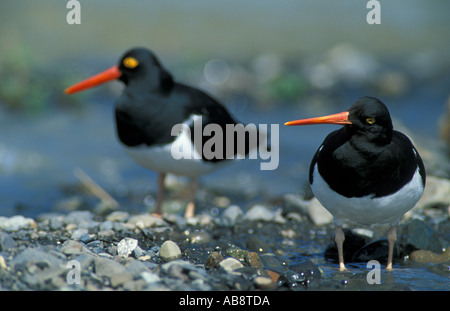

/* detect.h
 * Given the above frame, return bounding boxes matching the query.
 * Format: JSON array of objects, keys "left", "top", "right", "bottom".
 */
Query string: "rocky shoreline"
[{"left": 0, "top": 174, "right": 449, "bottom": 291}]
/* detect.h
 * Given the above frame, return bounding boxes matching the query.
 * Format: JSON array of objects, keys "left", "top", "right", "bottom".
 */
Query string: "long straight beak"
[
  {"left": 284, "top": 111, "right": 351, "bottom": 126},
  {"left": 65, "top": 66, "right": 121, "bottom": 94}
]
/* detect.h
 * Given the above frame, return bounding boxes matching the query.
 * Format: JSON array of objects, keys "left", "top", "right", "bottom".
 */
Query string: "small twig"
[{"left": 73, "top": 168, "right": 119, "bottom": 209}]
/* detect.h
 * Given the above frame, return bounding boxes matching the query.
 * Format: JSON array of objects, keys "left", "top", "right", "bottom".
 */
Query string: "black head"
[
  {"left": 117, "top": 48, "right": 174, "bottom": 90},
  {"left": 285, "top": 96, "right": 394, "bottom": 144},
  {"left": 346, "top": 96, "right": 393, "bottom": 142},
  {"left": 65, "top": 47, "right": 173, "bottom": 95}
]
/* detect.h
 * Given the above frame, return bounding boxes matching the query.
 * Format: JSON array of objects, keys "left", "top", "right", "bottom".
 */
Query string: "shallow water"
[{"left": 0, "top": 88, "right": 445, "bottom": 218}]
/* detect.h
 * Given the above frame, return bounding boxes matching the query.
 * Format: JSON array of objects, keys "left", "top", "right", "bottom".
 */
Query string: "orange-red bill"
[
  {"left": 65, "top": 66, "right": 121, "bottom": 94},
  {"left": 284, "top": 111, "right": 351, "bottom": 126}
]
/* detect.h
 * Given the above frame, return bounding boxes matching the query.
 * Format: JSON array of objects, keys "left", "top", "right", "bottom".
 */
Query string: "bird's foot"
[{"left": 338, "top": 263, "right": 347, "bottom": 272}]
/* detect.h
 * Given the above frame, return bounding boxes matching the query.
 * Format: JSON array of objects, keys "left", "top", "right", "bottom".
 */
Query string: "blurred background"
[{"left": 0, "top": 0, "right": 449, "bottom": 217}]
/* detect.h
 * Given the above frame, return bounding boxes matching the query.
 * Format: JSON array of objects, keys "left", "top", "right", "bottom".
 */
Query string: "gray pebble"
[
  {"left": 110, "top": 271, "right": 134, "bottom": 288},
  {"left": 93, "top": 257, "right": 127, "bottom": 278},
  {"left": 60, "top": 240, "right": 92, "bottom": 256},
  {"left": 141, "top": 271, "right": 161, "bottom": 284},
  {"left": 159, "top": 240, "right": 182, "bottom": 262},
  {"left": 13, "top": 247, "right": 64, "bottom": 269},
  {"left": 222, "top": 205, "right": 243, "bottom": 226},
  {"left": 133, "top": 246, "right": 145, "bottom": 259},
  {"left": 0, "top": 232, "right": 16, "bottom": 251},
  {"left": 49, "top": 216, "right": 64, "bottom": 231},
  {"left": 283, "top": 193, "right": 309, "bottom": 215},
  {"left": 79, "top": 233, "right": 94, "bottom": 244},
  {"left": 87, "top": 240, "right": 104, "bottom": 248},
  {"left": 128, "top": 214, "right": 167, "bottom": 228},
  {"left": 64, "top": 211, "right": 94, "bottom": 225},
  {"left": 99, "top": 220, "right": 114, "bottom": 231},
  {"left": 97, "top": 229, "right": 115, "bottom": 239},
  {"left": 71, "top": 228, "right": 89, "bottom": 241},
  {"left": 106, "top": 211, "right": 129, "bottom": 222},
  {"left": 243, "top": 205, "right": 274, "bottom": 222},
  {"left": 260, "top": 254, "right": 283, "bottom": 273}
]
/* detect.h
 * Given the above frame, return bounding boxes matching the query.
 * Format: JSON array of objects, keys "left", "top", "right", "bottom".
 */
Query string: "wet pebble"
[
  {"left": 189, "top": 231, "right": 212, "bottom": 244},
  {"left": 428, "top": 262, "right": 450, "bottom": 278},
  {"left": 244, "top": 252, "right": 264, "bottom": 268},
  {"left": 219, "top": 257, "right": 244, "bottom": 274},
  {"left": 243, "top": 204, "right": 284, "bottom": 223},
  {"left": 246, "top": 236, "right": 269, "bottom": 253},
  {"left": 253, "top": 276, "right": 276, "bottom": 290},
  {"left": 286, "top": 259, "right": 321, "bottom": 289},
  {"left": 409, "top": 248, "right": 450, "bottom": 264},
  {"left": 260, "top": 253, "right": 284, "bottom": 273},
  {"left": 400, "top": 219, "right": 443, "bottom": 252},
  {"left": 205, "top": 251, "right": 224, "bottom": 269},
  {"left": 225, "top": 247, "right": 248, "bottom": 261}
]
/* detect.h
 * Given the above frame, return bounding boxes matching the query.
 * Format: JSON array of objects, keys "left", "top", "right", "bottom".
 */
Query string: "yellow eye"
[
  {"left": 123, "top": 57, "right": 139, "bottom": 69},
  {"left": 366, "top": 117, "right": 376, "bottom": 125}
]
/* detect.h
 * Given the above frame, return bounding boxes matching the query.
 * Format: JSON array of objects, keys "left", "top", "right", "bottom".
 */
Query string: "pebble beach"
[{"left": 0, "top": 173, "right": 449, "bottom": 291}]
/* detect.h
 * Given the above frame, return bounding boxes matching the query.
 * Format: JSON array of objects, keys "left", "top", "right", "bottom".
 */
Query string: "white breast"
[
  {"left": 311, "top": 164, "right": 424, "bottom": 226},
  {"left": 122, "top": 115, "right": 229, "bottom": 177}
]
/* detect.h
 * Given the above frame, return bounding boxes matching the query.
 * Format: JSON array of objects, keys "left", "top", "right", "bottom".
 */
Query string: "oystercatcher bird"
[
  {"left": 285, "top": 96, "right": 426, "bottom": 270},
  {"left": 65, "top": 47, "right": 261, "bottom": 218}
]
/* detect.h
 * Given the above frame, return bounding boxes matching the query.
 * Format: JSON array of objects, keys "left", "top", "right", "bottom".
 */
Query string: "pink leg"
[
  {"left": 184, "top": 178, "right": 197, "bottom": 218},
  {"left": 386, "top": 226, "right": 397, "bottom": 270},
  {"left": 335, "top": 226, "right": 346, "bottom": 271}
]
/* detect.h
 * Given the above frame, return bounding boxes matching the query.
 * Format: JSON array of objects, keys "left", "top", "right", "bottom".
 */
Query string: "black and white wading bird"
[
  {"left": 285, "top": 96, "right": 426, "bottom": 270},
  {"left": 66, "top": 48, "right": 265, "bottom": 218}
]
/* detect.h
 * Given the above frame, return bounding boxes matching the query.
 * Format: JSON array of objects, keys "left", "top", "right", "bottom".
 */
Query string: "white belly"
[
  {"left": 121, "top": 124, "right": 229, "bottom": 177},
  {"left": 311, "top": 164, "right": 424, "bottom": 226}
]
